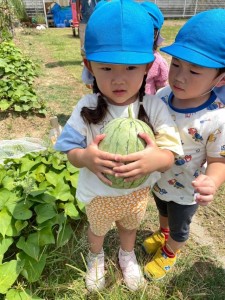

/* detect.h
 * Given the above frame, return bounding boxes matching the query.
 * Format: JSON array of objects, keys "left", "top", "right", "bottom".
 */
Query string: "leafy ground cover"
[{"left": 0, "top": 21, "right": 225, "bottom": 299}]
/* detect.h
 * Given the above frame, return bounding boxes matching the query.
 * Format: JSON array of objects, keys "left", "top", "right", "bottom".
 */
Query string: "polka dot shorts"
[{"left": 86, "top": 187, "right": 150, "bottom": 236}]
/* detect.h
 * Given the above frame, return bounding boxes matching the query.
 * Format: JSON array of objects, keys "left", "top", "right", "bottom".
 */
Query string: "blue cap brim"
[
  {"left": 161, "top": 44, "right": 225, "bottom": 68},
  {"left": 87, "top": 52, "right": 155, "bottom": 65}
]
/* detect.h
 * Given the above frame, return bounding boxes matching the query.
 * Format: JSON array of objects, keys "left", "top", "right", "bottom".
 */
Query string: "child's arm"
[
  {"left": 113, "top": 132, "right": 175, "bottom": 182},
  {"left": 67, "top": 134, "right": 122, "bottom": 185},
  {"left": 192, "top": 156, "right": 225, "bottom": 206}
]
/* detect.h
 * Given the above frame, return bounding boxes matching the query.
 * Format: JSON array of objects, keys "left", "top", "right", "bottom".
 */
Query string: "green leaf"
[
  {"left": 0, "top": 260, "right": 24, "bottom": 294},
  {"left": 11, "top": 202, "right": 33, "bottom": 220},
  {"left": 18, "top": 252, "right": 47, "bottom": 283},
  {"left": 34, "top": 203, "right": 57, "bottom": 224},
  {"left": 22, "top": 104, "right": 31, "bottom": 111},
  {"left": 41, "top": 193, "right": 56, "bottom": 203},
  {"left": 45, "top": 171, "right": 58, "bottom": 186},
  {"left": 14, "top": 105, "right": 23, "bottom": 112},
  {"left": 68, "top": 173, "right": 78, "bottom": 188},
  {"left": 20, "top": 157, "right": 39, "bottom": 173},
  {"left": 76, "top": 199, "right": 86, "bottom": 213},
  {"left": 50, "top": 181, "right": 72, "bottom": 201},
  {"left": 6, "top": 288, "right": 44, "bottom": 300},
  {"left": 66, "top": 161, "right": 79, "bottom": 174},
  {"left": 29, "top": 189, "right": 46, "bottom": 197},
  {"left": 4, "top": 195, "right": 20, "bottom": 216},
  {"left": 0, "top": 208, "right": 12, "bottom": 237},
  {"left": 52, "top": 156, "right": 65, "bottom": 170},
  {"left": 0, "top": 236, "right": 13, "bottom": 264},
  {"left": 38, "top": 226, "right": 55, "bottom": 246},
  {"left": 15, "top": 220, "right": 28, "bottom": 234},
  {"left": 16, "top": 236, "right": 40, "bottom": 260},
  {"left": 64, "top": 202, "right": 80, "bottom": 219},
  {"left": 0, "top": 168, "right": 6, "bottom": 182},
  {"left": 1, "top": 175, "right": 15, "bottom": 190},
  {"left": 0, "top": 100, "right": 11, "bottom": 110},
  {"left": 56, "top": 223, "right": 73, "bottom": 248},
  {"left": 0, "top": 188, "right": 11, "bottom": 210},
  {"left": 5, "top": 218, "right": 21, "bottom": 237}
]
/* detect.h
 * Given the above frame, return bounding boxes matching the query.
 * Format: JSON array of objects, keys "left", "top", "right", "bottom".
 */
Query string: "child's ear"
[
  {"left": 83, "top": 59, "right": 93, "bottom": 74},
  {"left": 215, "top": 73, "right": 225, "bottom": 87},
  {"left": 215, "top": 77, "right": 225, "bottom": 87}
]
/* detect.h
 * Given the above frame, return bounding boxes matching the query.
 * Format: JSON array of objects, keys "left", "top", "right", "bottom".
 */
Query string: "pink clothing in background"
[{"left": 145, "top": 51, "right": 169, "bottom": 95}]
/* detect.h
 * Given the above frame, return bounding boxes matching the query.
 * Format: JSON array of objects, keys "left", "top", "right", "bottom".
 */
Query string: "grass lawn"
[{"left": 1, "top": 20, "right": 225, "bottom": 299}]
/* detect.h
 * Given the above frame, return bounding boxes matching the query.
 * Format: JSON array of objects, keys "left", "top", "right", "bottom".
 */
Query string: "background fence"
[
  {"left": 151, "top": 0, "right": 225, "bottom": 17},
  {"left": 23, "top": 0, "right": 225, "bottom": 22}
]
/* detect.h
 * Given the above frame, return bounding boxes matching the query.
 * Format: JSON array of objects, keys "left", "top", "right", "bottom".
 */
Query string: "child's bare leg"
[
  {"left": 143, "top": 214, "right": 169, "bottom": 254},
  {"left": 87, "top": 226, "right": 104, "bottom": 253},
  {"left": 116, "top": 221, "right": 136, "bottom": 251},
  {"left": 159, "top": 214, "right": 169, "bottom": 229},
  {"left": 116, "top": 222, "right": 145, "bottom": 291},
  {"left": 86, "top": 226, "right": 105, "bottom": 291},
  {"left": 166, "top": 236, "right": 185, "bottom": 254}
]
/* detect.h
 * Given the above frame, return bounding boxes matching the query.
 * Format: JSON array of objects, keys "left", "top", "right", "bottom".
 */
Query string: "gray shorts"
[{"left": 153, "top": 193, "right": 198, "bottom": 243}]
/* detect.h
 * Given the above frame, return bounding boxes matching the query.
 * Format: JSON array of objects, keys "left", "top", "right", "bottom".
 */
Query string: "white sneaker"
[
  {"left": 85, "top": 251, "right": 105, "bottom": 292},
  {"left": 118, "top": 248, "right": 145, "bottom": 291}
]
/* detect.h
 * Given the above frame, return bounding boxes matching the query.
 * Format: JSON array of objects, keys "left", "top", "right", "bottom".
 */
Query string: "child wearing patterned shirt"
[
  {"left": 140, "top": 9, "right": 225, "bottom": 280},
  {"left": 55, "top": 0, "right": 183, "bottom": 292}
]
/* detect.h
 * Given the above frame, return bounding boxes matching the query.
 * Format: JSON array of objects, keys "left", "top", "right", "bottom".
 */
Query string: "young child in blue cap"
[
  {"left": 55, "top": 0, "right": 183, "bottom": 292},
  {"left": 81, "top": 0, "right": 169, "bottom": 93},
  {"left": 140, "top": 1, "right": 169, "bottom": 95},
  {"left": 141, "top": 8, "right": 225, "bottom": 280}
]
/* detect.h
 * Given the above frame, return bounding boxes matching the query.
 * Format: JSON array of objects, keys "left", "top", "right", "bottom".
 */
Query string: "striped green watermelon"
[{"left": 99, "top": 106, "right": 155, "bottom": 189}]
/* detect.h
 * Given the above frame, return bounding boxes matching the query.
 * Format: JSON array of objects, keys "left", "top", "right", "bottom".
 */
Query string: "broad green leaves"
[
  {"left": 0, "top": 260, "right": 24, "bottom": 294},
  {"left": 0, "top": 41, "right": 47, "bottom": 115},
  {"left": 0, "top": 149, "right": 82, "bottom": 294}
]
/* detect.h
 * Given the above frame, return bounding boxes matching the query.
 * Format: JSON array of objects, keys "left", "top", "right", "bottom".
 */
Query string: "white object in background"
[{"left": 49, "top": 116, "right": 62, "bottom": 145}]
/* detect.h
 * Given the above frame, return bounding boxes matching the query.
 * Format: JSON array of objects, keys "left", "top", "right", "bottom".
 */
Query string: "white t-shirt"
[
  {"left": 154, "top": 86, "right": 225, "bottom": 205},
  {"left": 55, "top": 93, "right": 183, "bottom": 204}
]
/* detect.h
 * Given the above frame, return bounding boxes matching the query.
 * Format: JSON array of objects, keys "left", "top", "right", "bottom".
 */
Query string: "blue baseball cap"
[
  {"left": 84, "top": 0, "right": 155, "bottom": 65},
  {"left": 161, "top": 9, "right": 225, "bottom": 68},
  {"left": 140, "top": 1, "right": 164, "bottom": 30}
]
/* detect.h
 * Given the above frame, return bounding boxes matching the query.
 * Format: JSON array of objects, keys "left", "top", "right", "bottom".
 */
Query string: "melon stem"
[{"left": 128, "top": 105, "right": 133, "bottom": 119}]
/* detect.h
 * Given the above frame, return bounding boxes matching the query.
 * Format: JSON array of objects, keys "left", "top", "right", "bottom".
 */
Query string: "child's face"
[
  {"left": 89, "top": 62, "right": 150, "bottom": 105},
  {"left": 169, "top": 58, "right": 219, "bottom": 107}
]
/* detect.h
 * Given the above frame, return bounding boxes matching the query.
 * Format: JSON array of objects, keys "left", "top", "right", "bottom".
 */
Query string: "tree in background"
[{"left": 0, "top": 0, "right": 13, "bottom": 41}]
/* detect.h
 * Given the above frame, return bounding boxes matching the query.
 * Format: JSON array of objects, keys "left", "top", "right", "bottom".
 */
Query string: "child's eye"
[
  {"left": 127, "top": 66, "right": 136, "bottom": 70},
  {"left": 190, "top": 70, "right": 200, "bottom": 75},
  {"left": 101, "top": 67, "right": 111, "bottom": 71},
  {"left": 171, "top": 63, "right": 179, "bottom": 68}
]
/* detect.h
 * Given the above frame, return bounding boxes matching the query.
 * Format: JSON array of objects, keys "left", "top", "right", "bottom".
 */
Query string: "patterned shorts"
[{"left": 86, "top": 187, "right": 150, "bottom": 236}]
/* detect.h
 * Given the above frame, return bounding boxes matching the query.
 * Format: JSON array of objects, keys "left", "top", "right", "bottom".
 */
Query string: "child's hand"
[
  {"left": 113, "top": 132, "right": 174, "bottom": 182},
  {"left": 192, "top": 174, "right": 216, "bottom": 206},
  {"left": 68, "top": 134, "right": 123, "bottom": 185}
]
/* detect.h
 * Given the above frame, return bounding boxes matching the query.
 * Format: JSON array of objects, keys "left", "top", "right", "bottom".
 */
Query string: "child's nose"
[
  {"left": 174, "top": 70, "right": 186, "bottom": 83},
  {"left": 112, "top": 74, "right": 125, "bottom": 84}
]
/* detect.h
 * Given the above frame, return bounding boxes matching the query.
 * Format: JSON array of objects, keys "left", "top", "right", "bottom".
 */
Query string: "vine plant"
[
  {"left": 0, "top": 41, "right": 47, "bottom": 115},
  {"left": 0, "top": 149, "right": 84, "bottom": 298}
]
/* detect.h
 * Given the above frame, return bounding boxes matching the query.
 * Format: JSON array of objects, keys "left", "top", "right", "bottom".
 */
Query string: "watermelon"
[{"left": 99, "top": 106, "right": 155, "bottom": 189}]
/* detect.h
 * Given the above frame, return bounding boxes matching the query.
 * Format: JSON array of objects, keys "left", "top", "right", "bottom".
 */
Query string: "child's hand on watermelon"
[
  {"left": 113, "top": 132, "right": 174, "bottom": 182},
  {"left": 68, "top": 134, "right": 123, "bottom": 185}
]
